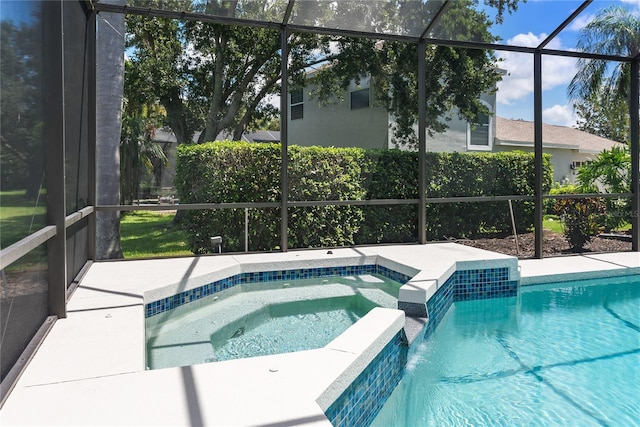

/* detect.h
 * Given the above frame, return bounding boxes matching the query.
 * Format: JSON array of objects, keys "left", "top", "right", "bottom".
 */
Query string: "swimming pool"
[
  {"left": 371, "top": 275, "right": 640, "bottom": 426},
  {"left": 16, "top": 245, "right": 630, "bottom": 426}
]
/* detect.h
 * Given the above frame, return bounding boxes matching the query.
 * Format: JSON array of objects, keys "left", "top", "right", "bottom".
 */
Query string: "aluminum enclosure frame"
[
  {"left": 0, "top": 0, "right": 638, "bottom": 405},
  {"left": 90, "top": 0, "right": 639, "bottom": 257}
]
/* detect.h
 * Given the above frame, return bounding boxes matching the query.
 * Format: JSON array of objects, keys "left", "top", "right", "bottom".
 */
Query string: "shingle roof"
[
  {"left": 153, "top": 129, "right": 280, "bottom": 144},
  {"left": 495, "top": 117, "right": 621, "bottom": 153}
]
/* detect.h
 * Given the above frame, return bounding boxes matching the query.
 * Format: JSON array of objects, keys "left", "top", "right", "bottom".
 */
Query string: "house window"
[
  {"left": 291, "top": 88, "right": 303, "bottom": 120},
  {"left": 572, "top": 161, "right": 587, "bottom": 168},
  {"left": 350, "top": 88, "right": 370, "bottom": 110},
  {"left": 571, "top": 160, "right": 590, "bottom": 174},
  {"left": 467, "top": 102, "right": 492, "bottom": 151}
]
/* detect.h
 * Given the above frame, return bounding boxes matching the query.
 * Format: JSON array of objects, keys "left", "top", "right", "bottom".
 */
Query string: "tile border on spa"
[
  {"left": 145, "top": 264, "right": 413, "bottom": 318},
  {"left": 324, "top": 332, "right": 407, "bottom": 427}
]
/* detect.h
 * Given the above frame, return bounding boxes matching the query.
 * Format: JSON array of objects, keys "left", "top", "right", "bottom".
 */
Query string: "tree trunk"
[
  {"left": 160, "top": 86, "right": 191, "bottom": 144},
  {"left": 95, "top": 2, "right": 125, "bottom": 259}
]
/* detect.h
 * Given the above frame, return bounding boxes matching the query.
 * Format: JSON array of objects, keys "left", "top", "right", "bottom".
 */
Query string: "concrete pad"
[
  {"left": 2, "top": 349, "right": 347, "bottom": 426},
  {"left": 519, "top": 252, "right": 640, "bottom": 285},
  {"left": 16, "top": 304, "right": 144, "bottom": 387}
]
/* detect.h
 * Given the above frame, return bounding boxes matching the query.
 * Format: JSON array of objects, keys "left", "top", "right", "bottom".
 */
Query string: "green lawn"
[
  {"left": 0, "top": 197, "right": 191, "bottom": 259},
  {"left": 1, "top": 190, "right": 48, "bottom": 272},
  {"left": 543, "top": 214, "right": 631, "bottom": 234},
  {"left": 120, "top": 210, "right": 192, "bottom": 258},
  {"left": 543, "top": 215, "right": 564, "bottom": 233},
  {"left": 0, "top": 190, "right": 47, "bottom": 248}
]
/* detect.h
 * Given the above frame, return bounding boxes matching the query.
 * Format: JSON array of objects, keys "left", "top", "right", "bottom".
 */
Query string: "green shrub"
[
  {"left": 545, "top": 183, "right": 580, "bottom": 215},
  {"left": 422, "top": 151, "right": 551, "bottom": 239},
  {"left": 577, "top": 145, "right": 631, "bottom": 231},
  {"left": 176, "top": 142, "right": 552, "bottom": 253},
  {"left": 356, "top": 149, "right": 418, "bottom": 244},
  {"left": 553, "top": 197, "right": 606, "bottom": 251},
  {"left": 287, "top": 146, "right": 367, "bottom": 248},
  {"left": 175, "top": 141, "right": 281, "bottom": 253}
]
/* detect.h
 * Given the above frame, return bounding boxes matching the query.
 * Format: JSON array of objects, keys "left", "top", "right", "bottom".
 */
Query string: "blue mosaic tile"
[
  {"left": 422, "top": 267, "right": 517, "bottom": 338},
  {"left": 453, "top": 267, "right": 516, "bottom": 302},
  {"left": 423, "top": 274, "right": 456, "bottom": 337},
  {"left": 325, "top": 332, "right": 407, "bottom": 427},
  {"left": 145, "top": 264, "right": 413, "bottom": 318},
  {"left": 320, "top": 266, "right": 518, "bottom": 427}
]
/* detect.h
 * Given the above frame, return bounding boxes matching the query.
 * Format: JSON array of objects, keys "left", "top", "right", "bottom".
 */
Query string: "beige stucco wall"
[
  {"left": 493, "top": 144, "right": 600, "bottom": 185},
  {"left": 285, "top": 77, "right": 611, "bottom": 187}
]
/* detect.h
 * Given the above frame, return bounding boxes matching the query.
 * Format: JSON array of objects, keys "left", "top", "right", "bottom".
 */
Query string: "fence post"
[
  {"left": 245, "top": 208, "right": 249, "bottom": 253},
  {"left": 508, "top": 199, "right": 520, "bottom": 256}
]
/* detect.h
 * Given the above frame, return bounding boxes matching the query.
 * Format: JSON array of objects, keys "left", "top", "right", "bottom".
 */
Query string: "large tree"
[
  {"left": 119, "top": 88, "right": 167, "bottom": 205},
  {"left": 124, "top": 7, "right": 197, "bottom": 145},
  {"left": 0, "top": 19, "right": 44, "bottom": 198},
  {"left": 125, "top": 0, "right": 519, "bottom": 146},
  {"left": 570, "top": 6, "right": 639, "bottom": 149},
  {"left": 311, "top": 0, "right": 506, "bottom": 146},
  {"left": 125, "top": 0, "right": 329, "bottom": 144},
  {"left": 106, "top": 0, "right": 520, "bottom": 254}
]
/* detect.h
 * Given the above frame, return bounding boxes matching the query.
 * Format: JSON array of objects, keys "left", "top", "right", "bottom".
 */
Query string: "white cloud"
[
  {"left": 567, "top": 13, "right": 594, "bottom": 32},
  {"left": 507, "top": 32, "right": 544, "bottom": 47},
  {"left": 266, "top": 94, "right": 280, "bottom": 109},
  {"left": 496, "top": 33, "right": 577, "bottom": 105},
  {"left": 570, "top": 2, "right": 640, "bottom": 32},
  {"left": 542, "top": 104, "right": 577, "bottom": 127},
  {"left": 621, "top": 0, "right": 640, "bottom": 14}
]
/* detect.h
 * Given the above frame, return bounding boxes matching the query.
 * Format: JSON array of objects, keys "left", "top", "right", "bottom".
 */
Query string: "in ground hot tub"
[{"left": 145, "top": 272, "right": 405, "bottom": 369}]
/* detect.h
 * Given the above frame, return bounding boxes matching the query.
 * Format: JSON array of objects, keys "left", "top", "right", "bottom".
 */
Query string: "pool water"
[
  {"left": 146, "top": 274, "right": 400, "bottom": 369},
  {"left": 211, "top": 297, "right": 374, "bottom": 361},
  {"left": 372, "top": 275, "right": 640, "bottom": 426}
]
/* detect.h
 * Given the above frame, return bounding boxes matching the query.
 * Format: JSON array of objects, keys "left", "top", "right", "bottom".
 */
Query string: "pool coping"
[
  {"left": 1, "top": 245, "right": 638, "bottom": 426},
  {"left": 519, "top": 251, "right": 640, "bottom": 285}
]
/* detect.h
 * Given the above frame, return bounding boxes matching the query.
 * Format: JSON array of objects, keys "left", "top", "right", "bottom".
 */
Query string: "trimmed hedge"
[
  {"left": 175, "top": 141, "right": 281, "bottom": 253},
  {"left": 176, "top": 142, "right": 552, "bottom": 253}
]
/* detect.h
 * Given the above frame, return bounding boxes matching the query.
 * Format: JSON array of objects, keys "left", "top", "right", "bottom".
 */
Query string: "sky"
[
  {"left": 493, "top": 0, "right": 640, "bottom": 127},
  {"left": 0, "top": 0, "right": 39, "bottom": 24}
]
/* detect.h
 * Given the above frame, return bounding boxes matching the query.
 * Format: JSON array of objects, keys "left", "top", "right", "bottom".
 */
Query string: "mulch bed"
[{"left": 456, "top": 231, "right": 632, "bottom": 259}]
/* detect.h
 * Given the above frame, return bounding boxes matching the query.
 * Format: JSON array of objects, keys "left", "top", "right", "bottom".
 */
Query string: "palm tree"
[
  {"left": 568, "top": 5, "right": 640, "bottom": 105},
  {"left": 120, "top": 104, "right": 168, "bottom": 205},
  {"left": 569, "top": 5, "right": 639, "bottom": 231}
]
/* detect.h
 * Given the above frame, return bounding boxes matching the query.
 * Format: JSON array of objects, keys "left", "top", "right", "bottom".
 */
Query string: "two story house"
[{"left": 287, "top": 73, "right": 620, "bottom": 184}]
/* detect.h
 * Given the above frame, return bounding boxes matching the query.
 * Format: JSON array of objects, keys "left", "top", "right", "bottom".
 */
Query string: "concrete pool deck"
[{"left": 1, "top": 244, "right": 638, "bottom": 426}]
